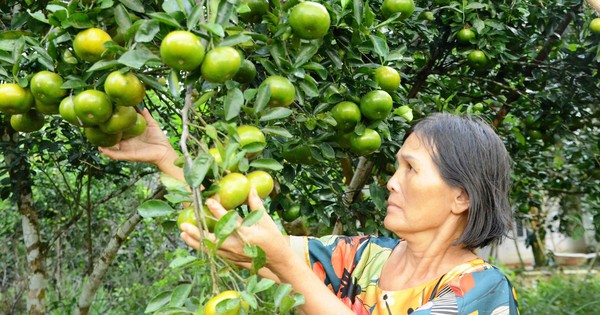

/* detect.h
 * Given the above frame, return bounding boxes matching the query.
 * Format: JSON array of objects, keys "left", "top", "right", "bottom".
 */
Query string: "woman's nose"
[{"left": 387, "top": 174, "right": 398, "bottom": 192}]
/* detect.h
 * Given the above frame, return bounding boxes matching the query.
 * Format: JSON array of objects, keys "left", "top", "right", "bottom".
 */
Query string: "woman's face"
[{"left": 384, "top": 133, "right": 466, "bottom": 237}]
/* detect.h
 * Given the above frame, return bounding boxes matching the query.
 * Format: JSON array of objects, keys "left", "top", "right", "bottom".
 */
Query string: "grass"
[{"left": 512, "top": 269, "right": 600, "bottom": 314}]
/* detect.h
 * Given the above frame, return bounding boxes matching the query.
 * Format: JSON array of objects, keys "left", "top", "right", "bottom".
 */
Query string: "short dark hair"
[{"left": 404, "top": 112, "right": 513, "bottom": 249}]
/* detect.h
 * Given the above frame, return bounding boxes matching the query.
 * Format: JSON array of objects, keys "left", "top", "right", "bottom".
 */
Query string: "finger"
[
  {"left": 98, "top": 145, "right": 128, "bottom": 160},
  {"left": 180, "top": 222, "right": 203, "bottom": 240},
  {"left": 180, "top": 231, "right": 200, "bottom": 250},
  {"left": 139, "top": 108, "right": 159, "bottom": 127},
  {"left": 247, "top": 187, "right": 265, "bottom": 211},
  {"left": 205, "top": 198, "right": 229, "bottom": 219}
]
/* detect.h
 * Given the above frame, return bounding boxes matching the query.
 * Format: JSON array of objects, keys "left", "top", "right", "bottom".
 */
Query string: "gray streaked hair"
[{"left": 404, "top": 112, "right": 513, "bottom": 249}]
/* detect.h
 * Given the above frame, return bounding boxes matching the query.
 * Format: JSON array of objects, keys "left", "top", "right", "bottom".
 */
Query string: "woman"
[{"left": 101, "top": 110, "right": 519, "bottom": 314}]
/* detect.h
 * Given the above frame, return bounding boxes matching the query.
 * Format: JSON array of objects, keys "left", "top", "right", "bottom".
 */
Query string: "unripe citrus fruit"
[
  {"left": 201, "top": 46, "right": 242, "bottom": 83},
  {"left": 73, "top": 90, "right": 113, "bottom": 125},
  {"left": 104, "top": 71, "right": 146, "bottom": 107},
  {"left": 84, "top": 126, "right": 122, "bottom": 147},
  {"left": 122, "top": 113, "right": 147, "bottom": 140},
  {"left": 215, "top": 172, "right": 251, "bottom": 210},
  {"left": 160, "top": 30, "right": 205, "bottom": 71},
  {"left": 203, "top": 290, "right": 249, "bottom": 315},
  {"left": 239, "top": 0, "right": 269, "bottom": 23},
  {"left": 350, "top": 128, "right": 381, "bottom": 155},
  {"left": 59, "top": 96, "right": 84, "bottom": 126},
  {"left": 374, "top": 66, "right": 400, "bottom": 93},
  {"left": 289, "top": 1, "right": 331, "bottom": 40},
  {"left": 381, "top": 0, "right": 414, "bottom": 19},
  {"left": 247, "top": 170, "right": 274, "bottom": 199},
  {"left": 456, "top": 28, "right": 476, "bottom": 43},
  {"left": 331, "top": 101, "right": 361, "bottom": 132},
  {"left": 73, "top": 28, "right": 112, "bottom": 62},
  {"left": 209, "top": 148, "right": 239, "bottom": 172},
  {"left": 360, "top": 90, "right": 393, "bottom": 120},
  {"left": 260, "top": 76, "right": 295, "bottom": 107},
  {"left": 177, "top": 205, "right": 216, "bottom": 232},
  {"left": 10, "top": 110, "right": 45, "bottom": 132},
  {"left": 0, "top": 83, "right": 34, "bottom": 114},
  {"left": 233, "top": 59, "right": 257, "bottom": 84},
  {"left": 467, "top": 50, "right": 488, "bottom": 69},
  {"left": 590, "top": 18, "right": 600, "bottom": 34},
  {"left": 99, "top": 106, "right": 138, "bottom": 134},
  {"left": 30, "top": 71, "right": 67, "bottom": 105}
]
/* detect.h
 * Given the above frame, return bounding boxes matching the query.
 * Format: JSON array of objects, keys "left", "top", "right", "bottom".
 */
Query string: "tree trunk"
[
  {"left": 75, "top": 186, "right": 166, "bottom": 315},
  {"left": 3, "top": 124, "right": 47, "bottom": 315}
]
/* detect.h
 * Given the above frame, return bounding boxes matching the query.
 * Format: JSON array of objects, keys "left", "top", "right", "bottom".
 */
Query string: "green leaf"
[
  {"left": 320, "top": 143, "right": 335, "bottom": 159},
  {"left": 279, "top": 295, "right": 297, "bottom": 314},
  {"left": 274, "top": 283, "right": 293, "bottom": 307},
  {"left": 353, "top": 0, "right": 363, "bottom": 25},
  {"left": 169, "top": 283, "right": 192, "bottom": 307},
  {"left": 119, "top": 0, "right": 145, "bottom": 13},
  {"left": 253, "top": 278, "right": 275, "bottom": 293},
  {"left": 224, "top": 88, "right": 244, "bottom": 121},
  {"left": 168, "top": 255, "right": 198, "bottom": 269},
  {"left": 219, "top": 34, "right": 253, "bottom": 47},
  {"left": 262, "top": 126, "right": 293, "bottom": 138},
  {"left": 118, "top": 47, "right": 160, "bottom": 69},
  {"left": 253, "top": 82, "right": 271, "bottom": 114},
  {"left": 135, "top": 19, "right": 160, "bottom": 43},
  {"left": 249, "top": 158, "right": 283, "bottom": 171},
  {"left": 259, "top": 107, "right": 292, "bottom": 121},
  {"left": 148, "top": 12, "right": 182, "bottom": 28},
  {"left": 28, "top": 10, "right": 48, "bottom": 24},
  {"left": 168, "top": 69, "right": 180, "bottom": 97},
  {"left": 473, "top": 19, "right": 485, "bottom": 33},
  {"left": 241, "top": 210, "right": 263, "bottom": 227},
  {"left": 200, "top": 23, "right": 225, "bottom": 37},
  {"left": 370, "top": 35, "right": 389, "bottom": 59},
  {"left": 299, "top": 76, "right": 319, "bottom": 97},
  {"left": 61, "top": 78, "right": 88, "bottom": 89},
  {"left": 114, "top": 4, "right": 132, "bottom": 30},
  {"left": 145, "top": 291, "right": 172, "bottom": 313},
  {"left": 87, "top": 60, "right": 121, "bottom": 72},
  {"left": 243, "top": 244, "right": 266, "bottom": 273},
  {"left": 184, "top": 154, "right": 213, "bottom": 187},
  {"left": 187, "top": 5, "right": 204, "bottom": 30},
  {"left": 294, "top": 44, "right": 319, "bottom": 68},
  {"left": 215, "top": 210, "right": 239, "bottom": 242},
  {"left": 138, "top": 200, "right": 174, "bottom": 218},
  {"left": 160, "top": 172, "right": 187, "bottom": 189}
]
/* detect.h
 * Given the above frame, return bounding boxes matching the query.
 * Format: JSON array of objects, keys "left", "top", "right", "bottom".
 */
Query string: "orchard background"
[{"left": 1, "top": 0, "right": 599, "bottom": 314}]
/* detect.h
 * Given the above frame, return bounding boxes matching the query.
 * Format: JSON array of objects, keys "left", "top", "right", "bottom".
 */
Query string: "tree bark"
[
  {"left": 75, "top": 186, "right": 166, "bottom": 315},
  {"left": 3, "top": 124, "right": 47, "bottom": 315}
]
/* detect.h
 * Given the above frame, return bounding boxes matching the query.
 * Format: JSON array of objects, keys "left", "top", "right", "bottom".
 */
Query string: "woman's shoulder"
[{"left": 444, "top": 261, "right": 519, "bottom": 313}]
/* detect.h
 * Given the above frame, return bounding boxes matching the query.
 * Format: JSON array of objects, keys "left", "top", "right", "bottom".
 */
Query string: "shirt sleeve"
[
  {"left": 290, "top": 235, "right": 371, "bottom": 295},
  {"left": 453, "top": 268, "right": 520, "bottom": 315}
]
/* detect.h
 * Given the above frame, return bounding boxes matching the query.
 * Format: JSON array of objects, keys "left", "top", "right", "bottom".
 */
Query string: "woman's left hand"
[{"left": 179, "top": 188, "right": 292, "bottom": 270}]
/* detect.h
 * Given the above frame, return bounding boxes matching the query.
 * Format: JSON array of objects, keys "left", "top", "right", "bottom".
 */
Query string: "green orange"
[
  {"left": 160, "top": 30, "right": 205, "bottom": 71},
  {"left": 350, "top": 128, "right": 382, "bottom": 155},
  {"left": 0, "top": 83, "right": 34, "bottom": 114},
  {"left": 331, "top": 101, "right": 361, "bottom": 131},
  {"left": 374, "top": 66, "right": 401, "bottom": 93},
  {"left": 246, "top": 170, "right": 274, "bottom": 199},
  {"left": 360, "top": 90, "right": 393, "bottom": 120},
  {"left": 84, "top": 126, "right": 122, "bottom": 147},
  {"left": 457, "top": 28, "right": 476, "bottom": 43},
  {"left": 73, "top": 28, "right": 112, "bottom": 62},
  {"left": 73, "top": 90, "right": 113, "bottom": 125},
  {"left": 99, "top": 105, "right": 138, "bottom": 134},
  {"left": 10, "top": 110, "right": 45, "bottom": 132},
  {"left": 261, "top": 76, "right": 295, "bottom": 107},
  {"left": 122, "top": 113, "right": 147, "bottom": 139},
  {"left": 177, "top": 205, "right": 216, "bottom": 232},
  {"left": 30, "top": 71, "right": 67, "bottom": 105},
  {"left": 239, "top": 0, "right": 269, "bottom": 23},
  {"left": 289, "top": 1, "right": 331, "bottom": 40},
  {"left": 215, "top": 172, "right": 251, "bottom": 210},
  {"left": 381, "top": 0, "right": 414, "bottom": 19},
  {"left": 467, "top": 50, "right": 488, "bottom": 69},
  {"left": 201, "top": 46, "right": 242, "bottom": 83},
  {"left": 104, "top": 71, "right": 146, "bottom": 107},
  {"left": 233, "top": 59, "right": 257, "bottom": 84}
]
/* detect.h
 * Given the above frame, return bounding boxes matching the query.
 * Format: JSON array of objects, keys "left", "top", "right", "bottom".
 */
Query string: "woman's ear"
[{"left": 451, "top": 189, "right": 470, "bottom": 214}]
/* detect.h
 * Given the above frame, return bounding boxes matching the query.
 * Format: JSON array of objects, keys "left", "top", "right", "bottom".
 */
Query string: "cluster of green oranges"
[
  {"left": 455, "top": 25, "right": 488, "bottom": 69},
  {"left": 328, "top": 66, "right": 401, "bottom": 156},
  {"left": 0, "top": 28, "right": 147, "bottom": 147}
]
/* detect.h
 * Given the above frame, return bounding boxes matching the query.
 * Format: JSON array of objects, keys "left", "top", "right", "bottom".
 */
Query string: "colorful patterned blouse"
[{"left": 290, "top": 235, "right": 519, "bottom": 315}]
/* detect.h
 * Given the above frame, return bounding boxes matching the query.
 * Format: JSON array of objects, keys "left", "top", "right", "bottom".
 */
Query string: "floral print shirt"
[{"left": 290, "top": 235, "right": 519, "bottom": 315}]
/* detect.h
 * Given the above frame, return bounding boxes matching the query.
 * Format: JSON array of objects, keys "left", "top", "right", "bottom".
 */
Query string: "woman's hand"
[
  {"left": 99, "top": 108, "right": 184, "bottom": 181},
  {"left": 180, "top": 188, "right": 292, "bottom": 268},
  {"left": 99, "top": 108, "right": 176, "bottom": 167}
]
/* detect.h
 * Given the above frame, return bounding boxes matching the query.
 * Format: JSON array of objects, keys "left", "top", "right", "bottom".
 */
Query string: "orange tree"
[{"left": 1, "top": 0, "right": 599, "bottom": 314}]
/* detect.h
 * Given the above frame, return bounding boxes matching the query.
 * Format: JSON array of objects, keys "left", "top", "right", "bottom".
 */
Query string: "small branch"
[{"left": 333, "top": 157, "right": 375, "bottom": 234}]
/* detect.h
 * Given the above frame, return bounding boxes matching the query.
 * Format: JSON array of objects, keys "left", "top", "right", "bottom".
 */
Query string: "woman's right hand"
[{"left": 99, "top": 108, "right": 176, "bottom": 167}]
